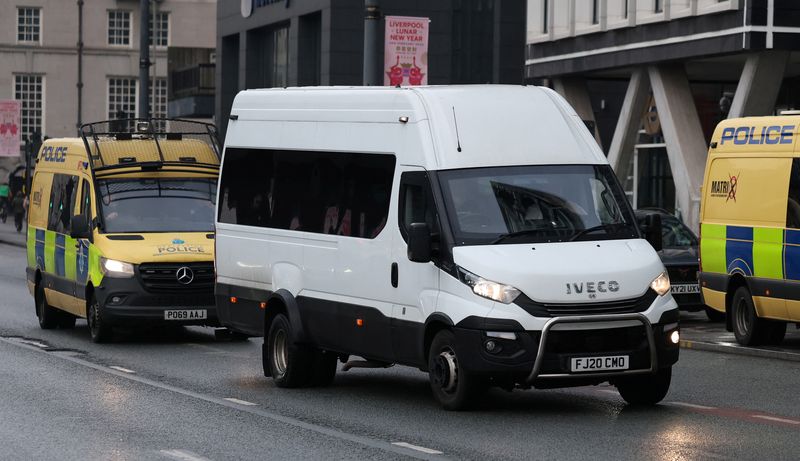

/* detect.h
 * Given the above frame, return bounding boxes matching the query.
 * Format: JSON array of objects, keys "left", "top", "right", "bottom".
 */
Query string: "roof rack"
[{"left": 79, "top": 118, "right": 221, "bottom": 176}]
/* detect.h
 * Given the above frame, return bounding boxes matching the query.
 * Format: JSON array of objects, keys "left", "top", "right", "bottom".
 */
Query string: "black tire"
[
  {"left": 704, "top": 306, "right": 725, "bottom": 322},
  {"left": 309, "top": 350, "right": 338, "bottom": 387},
  {"left": 731, "top": 287, "right": 768, "bottom": 346},
  {"left": 35, "top": 281, "right": 59, "bottom": 329},
  {"left": 57, "top": 312, "right": 77, "bottom": 329},
  {"left": 266, "top": 313, "right": 313, "bottom": 388},
  {"left": 765, "top": 321, "right": 787, "bottom": 346},
  {"left": 87, "top": 295, "right": 113, "bottom": 343},
  {"left": 428, "top": 329, "right": 485, "bottom": 411},
  {"left": 616, "top": 367, "right": 672, "bottom": 406}
]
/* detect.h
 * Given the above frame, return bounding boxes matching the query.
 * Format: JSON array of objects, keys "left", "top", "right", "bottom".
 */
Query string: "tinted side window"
[
  {"left": 788, "top": 159, "right": 800, "bottom": 229},
  {"left": 47, "top": 174, "right": 78, "bottom": 233},
  {"left": 218, "top": 148, "right": 395, "bottom": 239},
  {"left": 399, "top": 171, "right": 438, "bottom": 241},
  {"left": 79, "top": 179, "right": 91, "bottom": 221}
]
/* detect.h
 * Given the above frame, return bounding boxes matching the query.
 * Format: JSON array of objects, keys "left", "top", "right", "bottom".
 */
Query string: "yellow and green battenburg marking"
[
  {"left": 701, "top": 223, "right": 797, "bottom": 280},
  {"left": 28, "top": 226, "right": 103, "bottom": 287}
]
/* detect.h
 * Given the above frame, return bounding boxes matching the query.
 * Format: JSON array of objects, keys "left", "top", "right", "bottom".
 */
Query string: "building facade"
[
  {"left": 526, "top": 0, "right": 800, "bottom": 231},
  {"left": 0, "top": 0, "right": 216, "bottom": 179},
  {"left": 216, "top": 0, "right": 526, "bottom": 137}
]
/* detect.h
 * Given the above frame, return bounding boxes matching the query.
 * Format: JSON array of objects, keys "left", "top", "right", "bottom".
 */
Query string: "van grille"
[
  {"left": 514, "top": 289, "right": 658, "bottom": 317},
  {"left": 137, "top": 262, "right": 214, "bottom": 293}
]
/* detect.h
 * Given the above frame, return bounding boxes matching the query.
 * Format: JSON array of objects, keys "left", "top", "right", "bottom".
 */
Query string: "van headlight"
[
  {"left": 650, "top": 272, "right": 671, "bottom": 296},
  {"left": 458, "top": 267, "right": 520, "bottom": 304},
  {"left": 100, "top": 257, "right": 135, "bottom": 278}
]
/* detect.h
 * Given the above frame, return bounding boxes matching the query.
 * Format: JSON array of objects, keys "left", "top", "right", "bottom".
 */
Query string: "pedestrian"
[
  {"left": 11, "top": 191, "right": 25, "bottom": 233},
  {"left": 0, "top": 182, "right": 9, "bottom": 223}
]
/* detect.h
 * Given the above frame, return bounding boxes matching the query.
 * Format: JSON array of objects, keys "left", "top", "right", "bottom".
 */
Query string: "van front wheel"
[
  {"left": 428, "top": 330, "right": 485, "bottom": 411},
  {"left": 87, "top": 295, "right": 113, "bottom": 343},
  {"left": 266, "top": 314, "right": 312, "bottom": 388},
  {"left": 616, "top": 366, "right": 671, "bottom": 405},
  {"left": 35, "top": 281, "right": 59, "bottom": 330}
]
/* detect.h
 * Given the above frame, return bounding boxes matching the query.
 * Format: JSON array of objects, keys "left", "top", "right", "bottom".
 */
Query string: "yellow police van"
[
  {"left": 26, "top": 119, "right": 221, "bottom": 342},
  {"left": 699, "top": 115, "right": 800, "bottom": 346}
]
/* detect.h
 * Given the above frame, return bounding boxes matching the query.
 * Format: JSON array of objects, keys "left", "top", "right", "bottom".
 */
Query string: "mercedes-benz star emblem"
[{"left": 176, "top": 267, "right": 194, "bottom": 285}]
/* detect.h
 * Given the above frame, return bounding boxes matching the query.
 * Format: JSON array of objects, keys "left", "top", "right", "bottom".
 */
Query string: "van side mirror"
[
  {"left": 407, "top": 222, "right": 432, "bottom": 263},
  {"left": 70, "top": 215, "right": 91, "bottom": 240},
  {"left": 644, "top": 214, "right": 663, "bottom": 252}
]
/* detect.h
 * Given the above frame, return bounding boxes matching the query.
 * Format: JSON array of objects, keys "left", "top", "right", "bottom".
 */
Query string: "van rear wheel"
[
  {"left": 731, "top": 287, "right": 768, "bottom": 346},
  {"left": 35, "top": 281, "right": 59, "bottom": 330},
  {"left": 87, "top": 295, "right": 113, "bottom": 343},
  {"left": 428, "top": 330, "right": 485, "bottom": 411},
  {"left": 266, "top": 314, "right": 313, "bottom": 388},
  {"left": 616, "top": 366, "right": 671, "bottom": 405}
]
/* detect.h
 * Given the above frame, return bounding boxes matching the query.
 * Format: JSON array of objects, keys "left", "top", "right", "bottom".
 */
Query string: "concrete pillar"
[
  {"left": 607, "top": 69, "right": 649, "bottom": 173},
  {"left": 728, "top": 51, "right": 789, "bottom": 118},
  {"left": 648, "top": 64, "right": 707, "bottom": 233},
  {"left": 553, "top": 77, "right": 602, "bottom": 149}
]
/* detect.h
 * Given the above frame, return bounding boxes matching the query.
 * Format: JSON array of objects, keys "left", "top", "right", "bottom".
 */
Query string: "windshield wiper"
[
  {"left": 568, "top": 223, "right": 626, "bottom": 242},
  {"left": 491, "top": 229, "right": 546, "bottom": 244}
]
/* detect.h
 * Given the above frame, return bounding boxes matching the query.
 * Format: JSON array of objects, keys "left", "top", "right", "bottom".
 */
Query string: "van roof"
[
  {"left": 710, "top": 115, "right": 800, "bottom": 154},
  {"left": 229, "top": 85, "right": 606, "bottom": 170}
]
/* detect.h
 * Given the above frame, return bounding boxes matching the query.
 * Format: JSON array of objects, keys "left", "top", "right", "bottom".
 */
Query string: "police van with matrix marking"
[
  {"left": 26, "top": 119, "right": 221, "bottom": 342},
  {"left": 700, "top": 115, "right": 800, "bottom": 346},
  {"left": 215, "top": 86, "right": 680, "bottom": 410}
]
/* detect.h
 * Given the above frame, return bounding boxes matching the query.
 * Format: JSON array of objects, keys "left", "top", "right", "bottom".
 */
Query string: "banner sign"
[
  {"left": 0, "top": 100, "right": 21, "bottom": 157},
  {"left": 384, "top": 16, "right": 429, "bottom": 86}
]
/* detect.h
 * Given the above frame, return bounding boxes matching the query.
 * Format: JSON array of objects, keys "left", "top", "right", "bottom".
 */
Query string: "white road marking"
[
  {"left": 752, "top": 415, "right": 800, "bottom": 425},
  {"left": 668, "top": 402, "right": 717, "bottom": 410},
  {"left": 223, "top": 397, "right": 258, "bottom": 406},
  {"left": 160, "top": 449, "right": 212, "bottom": 461},
  {"left": 109, "top": 366, "right": 135, "bottom": 374},
  {"left": 392, "top": 442, "right": 443, "bottom": 455},
  {"left": 19, "top": 340, "right": 48, "bottom": 348}
]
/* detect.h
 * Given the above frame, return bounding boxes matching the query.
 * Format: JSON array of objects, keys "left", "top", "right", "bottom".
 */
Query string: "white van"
[{"left": 215, "top": 85, "right": 679, "bottom": 410}]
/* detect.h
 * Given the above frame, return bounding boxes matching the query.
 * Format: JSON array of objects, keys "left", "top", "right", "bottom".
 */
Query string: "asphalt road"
[{"left": 1, "top": 242, "right": 800, "bottom": 460}]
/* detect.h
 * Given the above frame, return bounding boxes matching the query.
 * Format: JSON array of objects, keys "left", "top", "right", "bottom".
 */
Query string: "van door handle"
[{"left": 391, "top": 262, "right": 398, "bottom": 288}]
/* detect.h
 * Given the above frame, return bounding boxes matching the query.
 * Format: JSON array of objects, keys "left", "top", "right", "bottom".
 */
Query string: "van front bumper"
[
  {"left": 96, "top": 276, "right": 218, "bottom": 327},
  {"left": 453, "top": 308, "right": 679, "bottom": 383}
]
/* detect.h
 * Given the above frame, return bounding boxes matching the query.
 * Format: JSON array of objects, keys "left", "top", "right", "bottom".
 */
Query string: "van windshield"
[
  {"left": 438, "top": 165, "right": 639, "bottom": 245},
  {"left": 97, "top": 178, "right": 217, "bottom": 233}
]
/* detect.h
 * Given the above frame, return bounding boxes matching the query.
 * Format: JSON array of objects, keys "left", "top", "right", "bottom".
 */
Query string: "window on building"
[
  {"left": 218, "top": 148, "right": 396, "bottom": 239},
  {"left": 543, "top": 0, "right": 548, "bottom": 33},
  {"left": 108, "top": 78, "right": 137, "bottom": 119},
  {"left": 654, "top": 0, "right": 663, "bottom": 13},
  {"left": 149, "top": 12, "right": 169, "bottom": 47},
  {"left": 17, "top": 7, "right": 41, "bottom": 43},
  {"left": 108, "top": 10, "right": 131, "bottom": 46},
  {"left": 272, "top": 26, "right": 289, "bottom": 88},
  {"left": 14, "top": 74, "right": 43, "bottom": 141},
  {"left": 149, "top": 78, "right": 167, "bottom": 119},
  {"left": 592, "top": 0, "right": 600, "bottom": 24}
]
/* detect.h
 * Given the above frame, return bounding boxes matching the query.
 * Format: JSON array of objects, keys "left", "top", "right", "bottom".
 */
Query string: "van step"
[{"left": 341, "top": 359, "right": 394, "bottom": 371}]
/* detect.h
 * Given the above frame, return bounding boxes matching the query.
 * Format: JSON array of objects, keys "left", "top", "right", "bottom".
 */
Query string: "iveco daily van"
[
  {"left": 700, "top": 115, "right": 800, "bottom": 346},
  {"left": 27, "top": 119, "right": 221, "bottom": 343},
  {"left": 215, "top": 86, "right": 679, "bottom": 410}
]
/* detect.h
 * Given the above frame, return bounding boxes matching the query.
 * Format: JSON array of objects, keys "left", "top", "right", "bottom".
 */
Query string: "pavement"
[
  {"left": 2, "top": 220, "right": 798, "bottom": 364},
  {"left": 0, "top": 217, "right": 26, "bottom": 248}
]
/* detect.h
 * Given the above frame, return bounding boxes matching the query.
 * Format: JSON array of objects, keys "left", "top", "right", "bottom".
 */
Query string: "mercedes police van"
[
  {"left": 26, "top": 119, "right": 221, "bottom": 342},
  {"left": 215, "top": 86, "right": 680, "bottom": 410}
]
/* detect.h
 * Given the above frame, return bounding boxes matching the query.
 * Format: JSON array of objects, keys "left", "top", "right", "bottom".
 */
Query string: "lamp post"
[{"left": 362, "top": 0, "right": 381, "bottom": 86}]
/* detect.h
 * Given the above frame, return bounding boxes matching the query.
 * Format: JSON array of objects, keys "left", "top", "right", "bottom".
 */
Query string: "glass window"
[
  {"left": 79, "top": 179, "right": 92, "bottom": 222},
  {"left": 17, "top": 7, "right": 41, "bottom": 43},
  {"left": 438, "top": 165, "right": 639, "bottom": 245},
  {"left": 14, "top": 74, "right": 44, "bottom": 141},
  {"left": 108, "top": 78, "right": 137, "bottom": 119},
  {"left": 97, "top": 178, "right": 217, "bottom": 233},
  {"left": 272, "top": 26, "right": 289, "bottom": 87},
  {"left": 149, "top": 12, "right": 169, "bottom": 47},
  {"left": 149, "top": 77, "right": 167, "bottom": 119},
  {"left": 47, "top": 174, "right": 79, "bottom": 234},
  {"left": 108, "top": 10, "right": 131, "bottom": 46},
  {"left": 218, "top": 148, "right": 396, "bottom": 239},
  {"left": 787, "top": 159, "right": 800, "bottom": 229}
]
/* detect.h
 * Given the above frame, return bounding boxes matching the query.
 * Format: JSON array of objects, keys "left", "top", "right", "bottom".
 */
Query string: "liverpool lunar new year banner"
[
  {"left": 0, "top": 100, "right": 21, "bottom": 157},
  {"left": 384, "top": 16, "right": 429, "bottom": 86}
]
